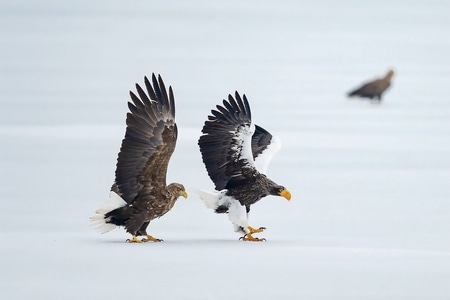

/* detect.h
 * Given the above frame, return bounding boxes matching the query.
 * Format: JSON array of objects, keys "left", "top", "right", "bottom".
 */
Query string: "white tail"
[
  {"left": 90, "top": 191, "right": 127, "bottom": 234},
  {"left": 194, "top": 188, "right": 250, "bottom": 234},
  {"left": 192, "top": 188, "right": 222, "bottom": 210}
]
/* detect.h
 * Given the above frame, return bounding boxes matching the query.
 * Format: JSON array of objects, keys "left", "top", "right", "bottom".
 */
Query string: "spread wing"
[
  {"left": 113, "top": 74, "right": 177, "bottom": 203},
  {"left": 251, "top": 125, "right": 281, "bottom": 175},
  {"left": 198, "top": 92, "right": 255, "bottom": 191},
  {"left": 198, "top": 92, "right": 280, "bottom": 190}
]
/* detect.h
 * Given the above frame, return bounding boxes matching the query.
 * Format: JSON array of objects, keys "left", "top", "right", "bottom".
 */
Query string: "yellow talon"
[
  {"left": 240, "top": 233, "right": 266, "bottom": 242},
  {"left": 142, "top": 234, "right": 163, "bottom": 243},
  {"left": 126, "top": 235, "right": 143, "bottom": 243},
  {"left": 248, "top": 226, "right": 266, "bottom": 234}
]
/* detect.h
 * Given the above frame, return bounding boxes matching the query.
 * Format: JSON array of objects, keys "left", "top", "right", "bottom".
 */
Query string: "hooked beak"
[
  {"left": 279, "top": 189, "right": 291, "bottom": 201},
  {"left": 179, "top": 190, "right": 188, "bottom": 199}
]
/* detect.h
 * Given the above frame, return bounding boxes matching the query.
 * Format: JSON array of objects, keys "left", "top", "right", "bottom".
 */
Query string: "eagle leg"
[
  {"left": 142, "top": 234, "right": 163, "bottom": 243},
  {"left": 239, "top": 233, "right": 266, "bottom": 242},
  {"left": 248, "top": 226, "right": 266, "bottom": 234},
  {"left": 126, "top": 235, "right": 143, "bottom": 243}
]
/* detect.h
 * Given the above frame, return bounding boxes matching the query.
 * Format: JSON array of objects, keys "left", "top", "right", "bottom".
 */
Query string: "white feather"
[
  {"left": 254, "top": 135, "right": 281, "bottom": 174},
  {"left": 234, "top": 122, "right": 256, "bottom": 167},
  {"left": 194, "top": 188, "right": 250, "bottom": 234},
  {"left": 194, "top": 188, "right": 222, "bottom": 210},
  {"left": 90, "top": 191, "right": 127, "bottom": 234},
  {"left": 227, "top": 199, "right": 249, "bottom": 234}
]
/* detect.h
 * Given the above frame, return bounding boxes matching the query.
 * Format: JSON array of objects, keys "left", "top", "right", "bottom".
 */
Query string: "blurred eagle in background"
[
  {"left": 347, "top": 69, "right": 395, "bottom": 101},
  {"left": 197, "top": 92, "right": 291, "bottom": 242},
  {"left": 91, "top": 74, "right": 187, "bottom": 243}
]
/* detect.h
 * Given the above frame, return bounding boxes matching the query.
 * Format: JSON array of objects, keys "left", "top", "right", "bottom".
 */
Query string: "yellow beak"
[
  {"left": 280, "top": 189, "right": 291, "bottom": 201},
  {"left": 180, "top": 191, "right": 188, "bottom": 199}
]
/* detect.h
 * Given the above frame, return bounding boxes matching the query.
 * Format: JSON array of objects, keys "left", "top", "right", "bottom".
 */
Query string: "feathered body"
[
  {"left": 91, "top": 74, "right": 187, "bottom": 242},
  {"left": 197, "top": 92, "right": 291, "bottom": 241},
  {"left": 348, "top": 69, "right": 395, "bottom": 100}
]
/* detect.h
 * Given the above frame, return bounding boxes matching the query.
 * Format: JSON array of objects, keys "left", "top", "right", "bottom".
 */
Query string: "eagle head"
[
  {"left": 271, "top": 185, "right": 291, "bottom": 201},
  {"left": 168, "top": 183, "right": 188, "bottom": 199}
]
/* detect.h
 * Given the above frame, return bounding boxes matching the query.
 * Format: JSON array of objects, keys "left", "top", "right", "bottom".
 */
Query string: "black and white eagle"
[
  {"left": 197, "top": 92, "right": 291, "bottom": 242},
  {"left": 90, "top": 74, "right": 188, "bottom": 243}
]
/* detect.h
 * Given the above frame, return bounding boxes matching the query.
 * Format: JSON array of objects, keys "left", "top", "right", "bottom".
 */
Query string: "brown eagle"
[
  {"left": 90, "top": 74, "right": 187, "bottom": 243},
  {"left": 197, "top": 92, "right": 291, "bottom": 242},
  {"left": 347, "top": 69, "right": 395, "bottom": 101}
]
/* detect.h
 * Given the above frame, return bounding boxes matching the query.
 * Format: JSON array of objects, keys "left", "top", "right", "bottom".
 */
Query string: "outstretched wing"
[
  {"left": 251, "top": 125, "right": 281, "bottom": 175},
  {"left": 198, "top": 92, "right": 256, "bottom": 191},
  {"left": 113, "top": 74, "right": 177, "bottom": 203}
]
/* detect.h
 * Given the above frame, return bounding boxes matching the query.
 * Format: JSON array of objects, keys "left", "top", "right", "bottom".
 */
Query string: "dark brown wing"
[
  {"left": 198, "top": 92, "right": 257, "bottom": 191},
  {"left": 113, "top": 74, "right": 177, "bottom": 203}
]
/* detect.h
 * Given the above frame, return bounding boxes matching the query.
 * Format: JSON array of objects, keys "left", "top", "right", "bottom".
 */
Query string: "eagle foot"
[
  {"left": 239, "top": 233, "right": 266, "bottom": 242},
  {"left": 248, "top": 226, "right": 266, "bottom": 234},
  {"left": 142, "top": 235, "right": 163, "bottom": 243},
  {"left": 126, "top": 235, "right": 143, "bottom": 243}
]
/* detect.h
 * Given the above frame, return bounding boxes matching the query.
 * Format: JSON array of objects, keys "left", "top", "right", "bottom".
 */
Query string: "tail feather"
[
  {"left": 194, "top": 188, "right": 249, "bottom": 234},
  {"left": 90, "top": 191, "right": 127, "bottom": 234},
  {"left": 193, "top": 188, "right": 220, "bottom": 210}
]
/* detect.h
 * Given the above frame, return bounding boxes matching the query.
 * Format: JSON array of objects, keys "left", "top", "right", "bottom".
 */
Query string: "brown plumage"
[
  {"left": 197, "top": 92, "right": 291, "bottom": 241},
  {"left": 91, "top": 74, "right": 187, "bottom": 243},
  {"left": 348, "top": 69, "right": 395, "bottom": 101}
]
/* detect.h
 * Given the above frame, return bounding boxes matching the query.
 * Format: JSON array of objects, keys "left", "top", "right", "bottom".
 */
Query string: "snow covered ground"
[{"left": 1, "top": 0, "right": 450, "bottom": 299}]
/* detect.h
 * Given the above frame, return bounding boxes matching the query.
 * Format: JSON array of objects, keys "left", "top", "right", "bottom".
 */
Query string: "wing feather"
[
  {"left": 136, "top": 83, "right": 152, "bottom": 107},
  {"left": 251, "top": 125, "right": 281, "bottom": 174},
  {"left": 198, "top": 92, "right": 256, "bottom": 191},
  {"left": 169, "top": 86, "right": 175, "bottom": 118},
  {"left": 144, "top": 76, "right": 157, "bottom": 104},
  {"left": 113, "top": 74, "right": 177, "bottom": 203}
]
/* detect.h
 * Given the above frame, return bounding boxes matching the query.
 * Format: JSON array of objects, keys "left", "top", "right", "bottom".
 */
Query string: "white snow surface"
[{"left": 1, "top": 0, "right": 450, "bottom": 299}]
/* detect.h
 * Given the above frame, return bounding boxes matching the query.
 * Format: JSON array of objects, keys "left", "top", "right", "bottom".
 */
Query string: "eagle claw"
[
  {"left": 142, "top": 238, "right": 164, "bottom": 243},
  {"left": 248, "top": 226, "right": 266, "bottom": 234},
  {"left": 126, "top": 235, "right": 143, "bottom": 243},
  {"left": 142, "top": 235, "right": 164, "bottom": 243},
  {"left": 239, "top": 234, "right": 266, "bottom": 242}
]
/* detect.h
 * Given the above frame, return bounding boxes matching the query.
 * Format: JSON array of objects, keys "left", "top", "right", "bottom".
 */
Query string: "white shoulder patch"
[{"left": 236, "top": 121, "right": 256, "bottom": 167}]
